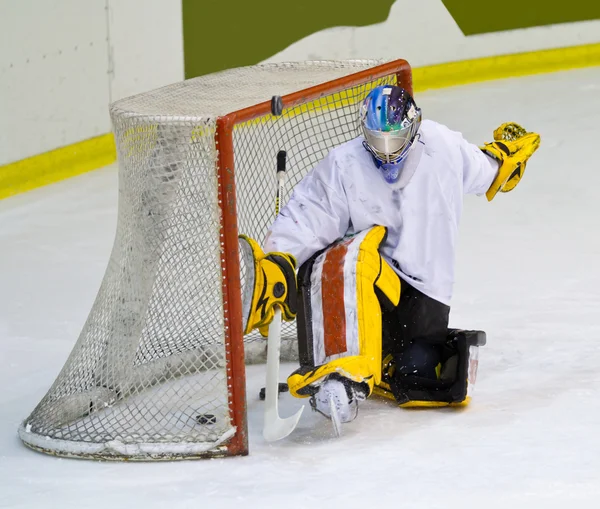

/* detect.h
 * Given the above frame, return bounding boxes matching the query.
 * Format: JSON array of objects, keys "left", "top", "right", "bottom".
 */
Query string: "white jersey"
[{"left": 264, "top": 119, "right": 498, "bottom": 305}]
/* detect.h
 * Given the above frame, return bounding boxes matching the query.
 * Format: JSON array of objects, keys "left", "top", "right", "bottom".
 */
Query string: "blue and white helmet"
[{"left": 360, "top": 85, "right": 422, "bottom": 183}]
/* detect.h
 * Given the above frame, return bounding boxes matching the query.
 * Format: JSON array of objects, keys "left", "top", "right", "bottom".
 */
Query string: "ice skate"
[{"left": 310, "top": 377, "right": 367, "bottom": 436}]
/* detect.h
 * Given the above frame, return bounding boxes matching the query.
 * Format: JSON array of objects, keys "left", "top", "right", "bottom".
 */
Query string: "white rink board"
[
  {"left": 106, "top": 0, "right": 184, "bottom": 103},
  {"left": 2, "top": 67, "right": 600, "bottom": 508},
  {"left": 0, "top": 0, "right": 110, "bottom": 165}
]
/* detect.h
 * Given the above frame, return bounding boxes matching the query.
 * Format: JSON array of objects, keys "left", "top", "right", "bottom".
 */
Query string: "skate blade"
[{"left": 328, "top": 394, "right": 342, "bottom": 438}]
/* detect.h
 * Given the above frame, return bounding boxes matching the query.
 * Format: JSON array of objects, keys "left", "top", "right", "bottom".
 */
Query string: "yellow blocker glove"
[
  {"left": 239, "top": 235, "right": 298, "bottom": 335},
  {"left": 482, "top": 122, "right": 541, "bottom": 201}
]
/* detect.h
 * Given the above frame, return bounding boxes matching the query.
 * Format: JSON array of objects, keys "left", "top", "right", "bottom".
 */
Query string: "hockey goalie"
[{"left": 241, "top": 85, "right": 540, "bottom": 427}]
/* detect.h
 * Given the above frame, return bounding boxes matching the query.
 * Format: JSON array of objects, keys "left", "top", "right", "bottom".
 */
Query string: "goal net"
[{"left": 19, "top": 59, "right": 413, "bottom": 459}]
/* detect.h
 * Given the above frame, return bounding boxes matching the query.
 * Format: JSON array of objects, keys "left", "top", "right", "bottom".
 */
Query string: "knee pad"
[{"left": 375, "top": 329, "right": 486, "bottom": 407}]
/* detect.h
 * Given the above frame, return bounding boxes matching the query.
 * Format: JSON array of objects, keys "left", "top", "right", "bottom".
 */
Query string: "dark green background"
[
  {"left": 183, "top": 0, "right": 600, "bottom": 79},
  {"left": 182, "top": 0, "right": 395, "bottom": 78},
  {"left": 442, "top": 0, "right": 600, "bottom": 35}
]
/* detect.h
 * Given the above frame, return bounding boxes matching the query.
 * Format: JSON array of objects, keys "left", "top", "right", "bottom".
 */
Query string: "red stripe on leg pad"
[{"left": 322, "top": 241, "right": 349, "bottom": 357}]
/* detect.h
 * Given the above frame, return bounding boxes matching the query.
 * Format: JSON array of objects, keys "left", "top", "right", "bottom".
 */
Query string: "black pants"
[{"left": 381, "top": 281, "right": 450, "bottom": 380}]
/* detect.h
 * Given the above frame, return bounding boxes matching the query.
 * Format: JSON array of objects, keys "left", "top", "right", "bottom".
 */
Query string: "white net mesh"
[{"left": 19, "top": 60, "right": 410, "bottom": 459}]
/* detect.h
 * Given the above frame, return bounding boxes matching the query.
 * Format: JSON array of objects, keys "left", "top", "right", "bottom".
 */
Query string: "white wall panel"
[
  {"left": 264, "top": 0, "right": 600, "bottom": 67},
  {"left": 0, "top": 0, "right": 110, "bottom": 165},
  {"left": 107, "top": 0, "right": 184, "bottom": 103},
  {"left": 0, "top": 0, "right": 184, "bottom": 166}
]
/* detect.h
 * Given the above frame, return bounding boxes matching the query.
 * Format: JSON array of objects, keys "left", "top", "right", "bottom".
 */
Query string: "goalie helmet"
[{"left": 360, "top": 85, "right": 422, "bottom": 183}]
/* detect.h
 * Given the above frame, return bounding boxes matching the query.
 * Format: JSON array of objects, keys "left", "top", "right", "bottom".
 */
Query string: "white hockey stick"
[
  {"left": 263, "top": 148, "right": 304, "bottom": 442},
  {"left": 263, "top": 308, "right": 303, "bottom": 441}
]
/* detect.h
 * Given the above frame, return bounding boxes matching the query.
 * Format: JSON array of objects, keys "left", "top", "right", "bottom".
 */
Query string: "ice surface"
[{"left": 2, "top": 67, "right": 600, "bottom": 508}]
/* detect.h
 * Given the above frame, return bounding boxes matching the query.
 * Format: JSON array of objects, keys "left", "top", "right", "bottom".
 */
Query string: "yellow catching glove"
[
  {"left": 239, "top": 235, "right": 298, "bottom": 335},
  {"left": 482, "top": 122, "right": 541, "bottom": 201}
]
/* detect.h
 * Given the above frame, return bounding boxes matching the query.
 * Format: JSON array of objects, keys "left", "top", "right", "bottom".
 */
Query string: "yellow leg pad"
[
  {"left": 288, "top": 355, "right": 377, "bottom": 399},
  {"left": 399, "top": 398, "right": 471, "bottom": 409},
  {"left": 372, "top": 384, "right": 396, "bottom": 401},
  {"left": 372, "top": 382, "right": 471, "bottom": 408}
]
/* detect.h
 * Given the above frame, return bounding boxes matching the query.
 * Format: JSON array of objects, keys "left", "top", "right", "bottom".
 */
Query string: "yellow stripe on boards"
[
  {"left": 0, "top": 134, "right": 117, "bottom": 200},
  {"left": 2, "top": 41, "right": 599, "bottom": 201},
  {"left": 413, "top": 42, "right": 600, "bottom": 92}
]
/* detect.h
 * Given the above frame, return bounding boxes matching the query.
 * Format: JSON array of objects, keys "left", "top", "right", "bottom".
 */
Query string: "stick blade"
[
  {"left": 263, "top": 406, "right": 304, "bottom": 442},
  {"left": 262, "top": 309, "right": 304, "bottom": 442}
]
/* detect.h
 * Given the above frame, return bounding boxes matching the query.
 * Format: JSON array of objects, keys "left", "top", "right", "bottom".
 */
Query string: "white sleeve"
[
  {"left": 457, "top": 132, "right": 499, "bottom": 195},
  {"left": 264, "top": 153, "right": 350, "bottom": 266}
]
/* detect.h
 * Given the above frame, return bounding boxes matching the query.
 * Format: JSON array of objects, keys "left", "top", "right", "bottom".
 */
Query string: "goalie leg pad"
[
  {"left": 288, "top": 356, "right": 376, "bottom": 398},
  {"left": 289, "top": 226, "right": 401, "bottom": 398}
]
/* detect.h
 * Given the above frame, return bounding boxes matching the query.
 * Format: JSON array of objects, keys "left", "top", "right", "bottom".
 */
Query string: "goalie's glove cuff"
[
  {"left": 482, "top": 122, "right": 541, "bottom": 201},
  {"left": 239, "top": 235, "right": 298, "bottom": 335}
]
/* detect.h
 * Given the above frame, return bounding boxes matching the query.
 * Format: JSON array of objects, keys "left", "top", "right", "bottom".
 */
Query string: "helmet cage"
[{"left": 362, "top": 115, "right": 421, "bottom": 164}]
